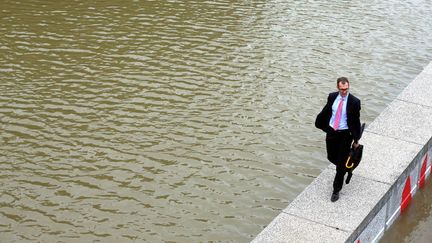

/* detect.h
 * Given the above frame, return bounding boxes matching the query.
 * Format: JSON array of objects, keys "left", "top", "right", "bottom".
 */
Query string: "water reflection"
[
  {"left": 1, "top": 0, "right": 432, "bottom": 242},
  {"left": 380, "top": 180, "right": 432, "bottom": 243}
]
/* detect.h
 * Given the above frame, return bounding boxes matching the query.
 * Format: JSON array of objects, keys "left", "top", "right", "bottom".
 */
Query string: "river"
[{"left": 1, "top": 0, "right": 432, "bottom": 242}]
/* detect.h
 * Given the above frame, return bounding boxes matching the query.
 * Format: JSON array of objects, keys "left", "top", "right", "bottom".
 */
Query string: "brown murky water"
[
  {"left": 1, "top": 0, "right": 432, "bottom": 242},
  {"left": 380, "top": 180, "right": 432, "bottom": 243}
]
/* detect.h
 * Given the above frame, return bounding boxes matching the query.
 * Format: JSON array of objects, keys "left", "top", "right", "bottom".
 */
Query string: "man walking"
[{"left": 315, "top": 77, "right": 361, "bottom": 202}]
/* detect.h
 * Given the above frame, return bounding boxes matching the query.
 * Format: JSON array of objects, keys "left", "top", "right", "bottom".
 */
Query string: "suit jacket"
[{"left": 315, "top": 92, "right": 361, "bottom": 142}]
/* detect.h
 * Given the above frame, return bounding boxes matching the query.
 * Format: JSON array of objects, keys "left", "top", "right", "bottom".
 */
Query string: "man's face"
[{"left": 338, "top": 82, "right": 349, "bottom": 96}]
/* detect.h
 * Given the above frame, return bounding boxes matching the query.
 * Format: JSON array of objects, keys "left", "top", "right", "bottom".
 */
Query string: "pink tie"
[{"left": 333, "top": 97, "right": 344, "bottom": 130}]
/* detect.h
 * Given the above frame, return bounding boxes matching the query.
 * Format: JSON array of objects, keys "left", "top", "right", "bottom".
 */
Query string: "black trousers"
[{"left": 326, "top": 129, "right": 353, "bottom": 193}]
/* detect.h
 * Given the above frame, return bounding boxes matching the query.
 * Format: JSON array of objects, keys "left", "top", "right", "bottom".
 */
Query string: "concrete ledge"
[
  {"left": 252, "top": 212, "right": 350, "bottom": 243},
  {"left": 366, "top": 99, "right": 432, "bottom": 145},
  {"left": 253, "top": 61, "right": 432, "bottom": 243},
  {"left": 283, "top": 168, "right": 389, "bottom": 232},
  {"left": 354, "top": 131, "right": 422, "bottom": 184},
  {"left": 397, "top": 61, "right": 432, "bottom": 107}
]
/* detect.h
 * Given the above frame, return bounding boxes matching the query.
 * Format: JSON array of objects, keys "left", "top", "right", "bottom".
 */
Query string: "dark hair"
[{"left": 337, "top": 77, "right": 349, "bottom": 85}]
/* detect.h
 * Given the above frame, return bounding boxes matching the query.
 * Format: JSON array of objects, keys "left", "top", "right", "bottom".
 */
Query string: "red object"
[
  {"left": 333, "top": 97, "right": 344, "bottom": 130},
  {"left": 419, "top": 154, "right": 428, "bottom": 189},
  {"left": 401, "top": 176, "right": 412, "bottom": 213}
]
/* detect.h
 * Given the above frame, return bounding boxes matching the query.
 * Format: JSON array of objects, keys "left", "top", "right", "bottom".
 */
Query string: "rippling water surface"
[
  {"left": 380, "top": 181, "right": 432, "bottom": 243},
  {"left": 1, "top": 0, "right": 432, "bottom": 242}
]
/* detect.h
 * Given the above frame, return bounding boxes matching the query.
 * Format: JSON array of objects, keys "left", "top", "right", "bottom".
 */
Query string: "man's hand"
[{"left": 352, "top": 142, "right": 360, "bottom": 149}]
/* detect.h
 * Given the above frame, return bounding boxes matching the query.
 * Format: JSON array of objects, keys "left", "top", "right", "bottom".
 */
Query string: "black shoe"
[{"left": 331, "top": 192, "right": 339, "bottom": 202}]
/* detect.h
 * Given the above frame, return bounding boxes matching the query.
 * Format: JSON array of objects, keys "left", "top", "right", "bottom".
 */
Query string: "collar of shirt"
[{"left": 337, "top": 93, "right": 349, "bottom": 103}]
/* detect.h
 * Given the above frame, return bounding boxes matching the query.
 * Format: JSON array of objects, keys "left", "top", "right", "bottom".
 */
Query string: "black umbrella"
[{"left": 345, "top": 123, "right": 366, "bottom": 184}]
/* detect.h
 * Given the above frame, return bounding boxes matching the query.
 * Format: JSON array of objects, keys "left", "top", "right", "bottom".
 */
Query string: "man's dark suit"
[
  {"left": 315, "top": 92, "right": 361, "bottom": 142},
  {"left": 315, "top": 92, "right": 361, "bottom": 192}
]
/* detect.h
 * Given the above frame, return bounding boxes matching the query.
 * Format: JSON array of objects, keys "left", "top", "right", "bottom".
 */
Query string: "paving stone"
[
  {"left": 397, "top": 63, "right": 432, "bottom": 107},
  {"left": 354, "top": 131, "right": 422, "bottom": 184},
  {"left": 366, "top": 99, "right": 432, "bottom": 145},
  {"left": 252, "top": 212, "right": 349, "bottom": 243},
  {"left": 283, "top": 168, "right": 390, "bottom": 232}
]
